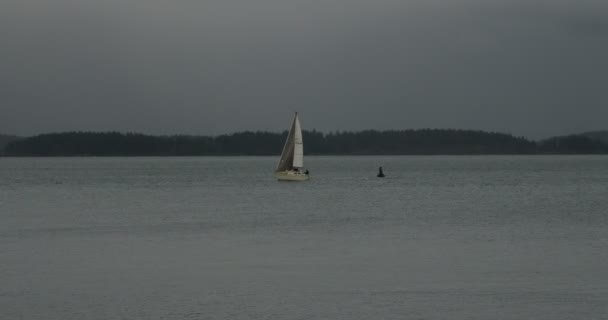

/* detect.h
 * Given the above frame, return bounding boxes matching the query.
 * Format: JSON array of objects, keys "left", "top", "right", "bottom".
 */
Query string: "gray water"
[{"left": 1, "top": 156, "right": 607, "bottom": 319}]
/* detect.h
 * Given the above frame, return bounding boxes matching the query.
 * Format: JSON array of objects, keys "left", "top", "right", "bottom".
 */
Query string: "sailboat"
[{"left": 275, "top": 112, "right": 310, "bottom": 181}]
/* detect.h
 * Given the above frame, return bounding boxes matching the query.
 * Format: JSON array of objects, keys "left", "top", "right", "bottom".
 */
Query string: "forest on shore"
[{"left": 2, "top": 129, "right": 608, "bottom": 156}]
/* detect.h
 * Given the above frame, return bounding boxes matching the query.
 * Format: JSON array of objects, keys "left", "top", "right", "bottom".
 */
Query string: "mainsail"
[{"left": 276, "top": 113, "right": 304, "bottom": 172}]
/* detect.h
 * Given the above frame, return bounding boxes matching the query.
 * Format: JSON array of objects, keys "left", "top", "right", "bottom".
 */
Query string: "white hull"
[{"left": 275, "top": 171, "right": 310, "bottom": 181}]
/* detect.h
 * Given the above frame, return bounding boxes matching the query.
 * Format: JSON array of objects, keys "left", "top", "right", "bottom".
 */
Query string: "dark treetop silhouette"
[{"left": 3, "top": 130, "right": 608, "bottom": 156}]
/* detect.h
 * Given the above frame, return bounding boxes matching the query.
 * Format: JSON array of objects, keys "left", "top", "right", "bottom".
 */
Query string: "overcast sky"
[{"left": 1, "top": 0, "right": 607, "bottom": 138}]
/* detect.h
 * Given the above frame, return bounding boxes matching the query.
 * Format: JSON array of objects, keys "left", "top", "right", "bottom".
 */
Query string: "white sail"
[
  {"left": 292, "top": 114, "right": 304, "bottom": 168},
  {"left": 276, "top": 114, "right": 297, "bottom": 172},
  {"left": 275, "top": 112, "right": 305, "bottom": 172}
]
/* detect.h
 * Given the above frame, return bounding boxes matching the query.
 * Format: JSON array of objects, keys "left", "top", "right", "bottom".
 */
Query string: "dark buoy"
[{"left": 377, "top": 166, "right": 385, "bottom": 178}]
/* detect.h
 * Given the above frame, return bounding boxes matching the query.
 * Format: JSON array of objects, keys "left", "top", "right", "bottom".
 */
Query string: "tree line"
[
  {"left": 0, "top": 134, "right": 20, "bottom": 156},
  {"left": 2, "top": 129, "right": 608, "bottom": 156}
]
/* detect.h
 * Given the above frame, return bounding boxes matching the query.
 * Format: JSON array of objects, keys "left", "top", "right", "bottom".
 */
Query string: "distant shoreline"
[
  {"left": 0, "top": 153, "right": 608, "bottom": 159},
  {"left": 2, "top": 130, "right": 608, "bottom": 156}
]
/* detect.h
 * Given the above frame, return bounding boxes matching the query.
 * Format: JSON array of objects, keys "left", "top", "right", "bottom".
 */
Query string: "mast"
[{"left": 292, "top": 113, "right": 304, "bottom": 168}]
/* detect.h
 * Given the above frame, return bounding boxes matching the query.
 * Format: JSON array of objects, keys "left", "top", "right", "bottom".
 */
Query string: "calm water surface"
[{"left": 1, "top": 156, "right": 607, "bottom": 319}]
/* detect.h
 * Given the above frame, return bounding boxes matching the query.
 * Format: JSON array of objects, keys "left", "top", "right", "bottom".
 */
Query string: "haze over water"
[{"left": 1, "top": 156, "right": 607, "bottom": 319}]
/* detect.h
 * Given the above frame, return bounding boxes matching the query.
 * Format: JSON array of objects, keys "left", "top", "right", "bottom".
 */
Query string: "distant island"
[{"left": 2, "top": 130, "right": 608, "bottom": 156}]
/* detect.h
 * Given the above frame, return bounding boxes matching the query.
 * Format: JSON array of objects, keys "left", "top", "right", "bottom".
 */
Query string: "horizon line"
[{"left": 3, "top": 127, "right": 607, "bottom": 141}]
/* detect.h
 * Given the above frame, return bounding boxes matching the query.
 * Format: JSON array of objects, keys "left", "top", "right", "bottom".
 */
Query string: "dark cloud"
[{"left": 1, "top": 0, "right": 607, "bottom": 138}]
